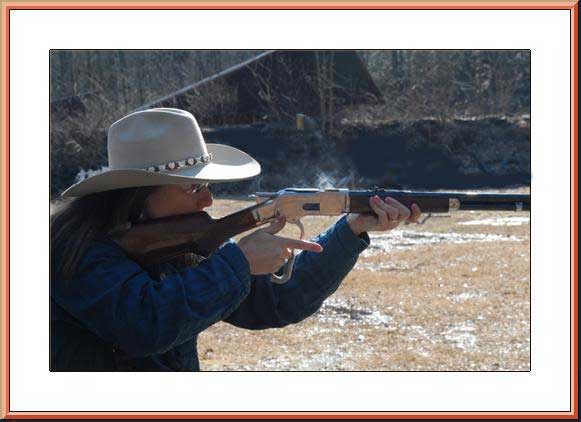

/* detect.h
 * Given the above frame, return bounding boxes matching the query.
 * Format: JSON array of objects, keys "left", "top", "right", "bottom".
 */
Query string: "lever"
[{"left": 270, "top": 219, "right": 305, "bottom": 284}]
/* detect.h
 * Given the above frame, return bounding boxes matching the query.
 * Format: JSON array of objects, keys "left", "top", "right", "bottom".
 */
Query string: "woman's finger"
[
  {"left": 260, "top": 217, "right": 286, "bottom": 234},
  {"left": 383, "top": 203, "right": 400, "bottom": 222},
  {"left": 385, "top": 214, "right": 401, "bottom": 229},
  {"left": 373, "top": 196, "right": 398, "bottom": 219},
  {"left": 376, "top": 198, "right": 400, "bottom": 227},
  {"left": 276, "top": 236, "right": 323, "bottom": 253},
  {"left": 369, "top": 196, "right": 389, "bottom": 228},
  {"left": 409, "top": 204, "right": 422, "bottom": 223},
  {"left": 385, "top": 197, "right": 411, "bottom": 222},
  {"left": 378, "top": 199, "right": 403, "bottom": 229}
]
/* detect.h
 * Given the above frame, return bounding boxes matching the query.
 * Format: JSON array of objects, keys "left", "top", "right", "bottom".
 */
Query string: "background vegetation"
[
  {"left": 50, "top": 50, "right": 530, "bottom": 118},
  {"left": 50, "top": 50, "right": 530, "bottom": 197}
]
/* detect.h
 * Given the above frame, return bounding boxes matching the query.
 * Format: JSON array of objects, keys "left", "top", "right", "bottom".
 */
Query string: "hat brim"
[{"left": 61, "top": 144, "right": 260, "bottom": 198}]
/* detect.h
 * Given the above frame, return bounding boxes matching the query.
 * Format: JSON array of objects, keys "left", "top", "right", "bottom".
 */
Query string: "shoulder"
[
  {"left": 51, "top": 239, "right": 143, "bottom": 298},
  {"left": 75, "top": 238, "right": 138, "bottom": 276},
  {"left": 83, "top": 238, "right": 128, "bottom": 260}
]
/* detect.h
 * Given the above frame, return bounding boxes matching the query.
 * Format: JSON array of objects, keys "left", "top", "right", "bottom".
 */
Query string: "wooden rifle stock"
[{"left": 112, "top": 203, "right": 264, "bottom": 268}]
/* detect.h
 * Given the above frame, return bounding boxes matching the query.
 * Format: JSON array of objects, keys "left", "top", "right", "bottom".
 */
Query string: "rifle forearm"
[{"left": 348, "top": 193, "right": 449, "bottom": 213}]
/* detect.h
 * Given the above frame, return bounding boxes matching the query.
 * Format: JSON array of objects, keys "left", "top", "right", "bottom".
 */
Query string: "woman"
[{"left": 50, "top": 108, "right": 421, "bottom": 371}]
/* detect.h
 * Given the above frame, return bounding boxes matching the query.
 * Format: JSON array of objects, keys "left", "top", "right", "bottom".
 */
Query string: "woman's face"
[{"left": 143, "top": 183, "right": 213, "bottom": 219}]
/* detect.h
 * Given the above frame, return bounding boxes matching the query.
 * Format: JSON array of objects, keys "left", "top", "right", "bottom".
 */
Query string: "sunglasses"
[{"left": 180, "top": 183, "right": 209, "bottom": 194}]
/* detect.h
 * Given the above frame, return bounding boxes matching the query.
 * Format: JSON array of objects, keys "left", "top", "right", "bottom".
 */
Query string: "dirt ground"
[{"left": 197, "top": 188, "right": 531, "bottom": 371}]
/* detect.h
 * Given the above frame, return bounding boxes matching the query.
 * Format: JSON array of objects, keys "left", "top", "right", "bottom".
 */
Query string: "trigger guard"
[{"left": 287, "top": 219, "right": 305, "bottom": 240}]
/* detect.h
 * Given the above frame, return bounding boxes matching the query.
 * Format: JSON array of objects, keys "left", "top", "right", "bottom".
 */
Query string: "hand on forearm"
[{"left": 347, "top": 196, "right": 422, "bottom": 235}]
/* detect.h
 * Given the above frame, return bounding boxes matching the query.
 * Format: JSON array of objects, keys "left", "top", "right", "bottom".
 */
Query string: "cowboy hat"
[{"left": 61, "top": 108, "right": 261, "bottom": 197}]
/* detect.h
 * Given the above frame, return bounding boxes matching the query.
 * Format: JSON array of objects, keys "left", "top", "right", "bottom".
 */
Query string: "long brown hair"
[{"left": 50, "top": 186, "right": 156, "bottom": 282}]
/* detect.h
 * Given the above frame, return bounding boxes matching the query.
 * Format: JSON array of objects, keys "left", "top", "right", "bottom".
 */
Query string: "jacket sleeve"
[
  {"left": 50, "top": 239, "right": 252, "bottom": 358},
  {"left": 224, "top": 215, "right": 370, "bottom": 329}
]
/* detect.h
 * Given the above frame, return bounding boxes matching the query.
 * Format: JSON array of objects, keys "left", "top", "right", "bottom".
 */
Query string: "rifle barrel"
[{"left": 347, "top": 190, "right": 530, "bottom": 213}]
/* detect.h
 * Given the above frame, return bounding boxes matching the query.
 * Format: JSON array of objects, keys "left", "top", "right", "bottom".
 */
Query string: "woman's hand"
[
  {"left": 238, "top": 218, "right": 323, "bottom": 275},
  {"left": 346, "top": 196, "right": 422, "bottom": 236}
]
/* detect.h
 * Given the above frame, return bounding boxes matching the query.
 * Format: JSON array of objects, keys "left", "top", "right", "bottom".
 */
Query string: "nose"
[{"left": 199, "top": 187, "right": 213, "bottom": 208}]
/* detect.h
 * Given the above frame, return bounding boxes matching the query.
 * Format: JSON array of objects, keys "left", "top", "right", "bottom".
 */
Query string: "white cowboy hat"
[{"left": 61, "top": 108, "right": 261, "bottom": 197}]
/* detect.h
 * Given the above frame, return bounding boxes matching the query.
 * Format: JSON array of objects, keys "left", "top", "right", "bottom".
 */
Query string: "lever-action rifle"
[{"left": 112, "top": 188, "right": 531, "bottom": 284}]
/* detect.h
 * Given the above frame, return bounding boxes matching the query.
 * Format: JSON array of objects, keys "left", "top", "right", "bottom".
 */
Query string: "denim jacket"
[{"left": 50, "top": 216, "right": 370, "bottom": 371}]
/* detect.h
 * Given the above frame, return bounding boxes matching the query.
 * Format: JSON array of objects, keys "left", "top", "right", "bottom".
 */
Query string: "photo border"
[{"left": 0, "top": 1, "right": 577, "bottom": 419}]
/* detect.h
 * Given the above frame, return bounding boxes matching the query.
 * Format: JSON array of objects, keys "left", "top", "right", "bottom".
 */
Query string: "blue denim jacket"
[{"left": 50, "top": 216, "right": 369, "bottom": 371}]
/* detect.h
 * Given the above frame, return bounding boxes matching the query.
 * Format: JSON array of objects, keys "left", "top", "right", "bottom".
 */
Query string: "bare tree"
[{"left": 313, "top": 51, "right": 337, "bottom": 134}]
